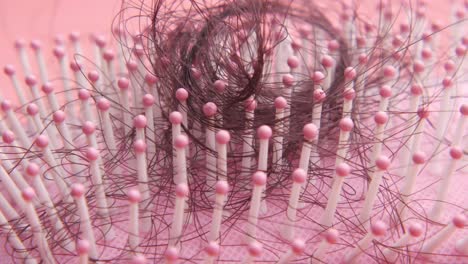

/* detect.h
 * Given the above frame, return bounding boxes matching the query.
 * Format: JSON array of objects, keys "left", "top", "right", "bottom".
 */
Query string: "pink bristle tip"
[
  {"left": 375, "top": 156, "right": 391, "bottom": 171},
  {"left": 82, "top": 122, "right": 96, "bottom": 135},
  {"left": 287, "top": 56, "right": 300, "bottom": 69},
  {"left": 2, "top": 130, "right": 15, "bottom": 144},
  {"left": 339, "top": 117, "right": 353, "bottom": 132},
  {"left": 336, "top": 163, "right": 351, "bottom": 177},
  {"left": 103, "top": 49, "right": 115, "bottom": 61},
  {"left": 145, "top": 74, "right": 159, "bottom": 85},
  {"left": 78, "top": 89, "right": 91, "bottom": 100},
  {"left": 412, "top": 151, "right": 427, "bottom": 164},
  {"left": 0, "top": 100, "right": 12, "bottom": 111},
  {"left": 21, "top": 187, "right": 36, "bottom": 202},
  {"left": 175, "top": 88, "right": 188, "bottom": 102},
  {"left": 215, "top": 130, "right": 231, "bottom": 144},
  {"left": 14, "top": 39, "right": 25, "bottom": 49},
  {"left": 292, "top": 168, "right": 307, "bottom": 184},
  {"left": 274, "top": 97, "right": 287, "bottom": 109},
  {"left": 174, "top": 134, "right": 189, "bottom": 149},
  {"left": 133, "top": 115, "right": 147, "bottom": 128},
  {"left": 76, "top": 240, "right": 90, "bottom": 255},
  {"left": 257, "top": 125, "right": 272, "bottom": 140},
  {"left": 127, "top": 189, "right": 142, "bottom": 203},
  {"left": 291, "top": 239, "right": 305, "bottom": 255},
  {"left": 282, "top": 74, "right": 294, "bottom": 87},
  {"left": 169, "top": 111, "right": 183, "bottom": 124},
  {"left": 252, "top": 171, "right": 267, "bottom": 186},
  {"left": 143, "top": 94, "right": 155, "bottom": 107},
  {"left": 53, "top": 46, "right": 65, "bottom": 58},
  {"left": 88, "top": 71, "right": 99, "bottom": 82},
  {"left": 26, "top": 104, "right": 39, "bottom": 116},
  {"left": 164, "top": 247, "right": 179, "bottom": 261},
  {"left": 312, "top": 71, "right": 325, "bottom": 84},
  {"left": 118, "top": 78, "right": 130, "bottom": 90},
  {"left": 205, "top": 241, "right": 220, "bottom": 257},
  {"left": 213, "top": 80, "right": 226, "bottom": 92},
  {"left": 53, "top": 110, "right": 66, "bottom": 123},
  {"left": 374, "top": 111, "right": 389, "bottom": 125},
  {"left": 85, "top": 147, "right": 99, "bottom": 161},
  {"left": 41, "top": 83, "right": 54, "bottom": 94},
  {"left": 35, "top": 135, "right": 49, "bottom": 149},
  {"left": 303, "top": 123, "right": 318, "bottom": 141},
  {"left": 175, "top": 183, "right": 189, "bottom": 198},
  {"left": 449, "top": 147, "right": 463, "bottom": 160},
  {"left": 408, "top": 223, "right": 424, "bottom": 237},
  {"left": 245, "top": 98, "right": 257, "bottom": 111},
  {"left": 133, "top": 140, "right": 147, "bottom": 153},
  {"left": 25, "top": 162, "right": 40, "bottom": 177},
  {"left": 97, "top": 98, "right": 111, "bottom": 111},
  {"left": 131, "top": 255, "right": 147, "bottom": 264},
  {"left": 71, "top": 183, "right": 85, "bottom": 198},
  {"left": 325, "top": 228, "right": 339, "bottom": 244},
  {"left": 25, "top": 75, "right": 37, "bottom": 86},
  {"left": 371, "top": 221, "right": 387, "bottom": 236},
  {"left": 3, "top": 64, "right": 15, "bottom": 76},
  {"left": 215, "top": 181, "right": 229, "bottom": 195},
  {"left": 453, "top": 214, "right": 466, "bottom": 228},
  {"left": 30, "top": 40, "right": 41, "bottom": 50},
  {"left": 203, "top": 102, "right": 217, "bottom": 117},
  {"left": 127, "top": 60, "right": 138, "bottom": 72}
]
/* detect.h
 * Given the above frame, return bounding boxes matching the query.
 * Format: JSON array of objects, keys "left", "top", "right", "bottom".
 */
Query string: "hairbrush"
[{"left": 0, "top": 0, "right": 467, "bottom": 263}]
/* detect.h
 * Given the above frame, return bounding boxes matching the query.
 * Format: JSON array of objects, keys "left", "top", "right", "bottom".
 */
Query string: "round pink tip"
[
  {"left": 130, "top": 255, "right": 147, "bottom": 264},
  {"left": 205, "top": 241, "right": 220, "bottom": 257},
  {"left": 328, "top": 39, "right": 340, "bottom": 52},
  {"left": 410, "top": 84, "right": 423, "bottom": 96},
  {"left": 215, "top": 181, "right": 229, "bottom": 195},
  {"left": 412, "top": 151, "right": 426, "bottom": 164},
  {"left": 1, "top": 100, "right": 12, "bottom": 112},
  {"left": 325, "top": 228, "right": 339, "bottom": 244},
  {"left": 54, "top": 35, "right": 65, "bottom": 45},
  {"left": 336, "top": 163, "right": 351, "bottom": 177},
  {"left": 375, "top": 155, "right": 391, "bottom": 170},
  {"left": 86, "top": 147, "right": 99, "bottom": 161},
  {"left": 400, "top": 23, "right": 410, "bottom": 33},
  {"left": 21, "top": 187, "right": 36, "bottom": 202},
  {"left": 303, "top": 123, "right": 318, "bottom": 141},
  {"left": 127, "top": 60, "right": 138, "bottom": 72},
  {"left": 2, "top": 130, "right": 15, "bottom": 144},
  {"left": 257, "top": 125, "right": 272, "bottom": 140},
  {"left": 291, "top": 239, "right": 305, "bottom": 255},
  {"left": 41, "top": 83, "right": 54, "bottom": 94},
  {"left": 142, "top": 94, "right": 155, "bottom": 107},
  {"left": 292, "top": 168, "right": 307, "bottom": 184},
  {"left": 344, "top": 67, "right": 357, "bottom": 80},
  {"left": 421, "top": 48, "right": 432, "bottom": 60},
  {"left": 25, "top": 75, "right": 37, "bottom": 87},
  {"left": 379, "top": 85, "right": 392, "bottom": 98},
  {"left": 203, "top": 102, "right": 217, "bottom": 117},
  {"left": 53, "top": 110, "right": 66, "bottom": 123},
  {"left": 191, "top": 67, "right": 202, "bottom": 80},
  {"left": 82, "top": 121, "right": 96, "bottom": 135},
  {"left": 442, "top": 77, "right": 453, "bottom": 89},
  {"left": 216, "top": 130, "right": 231, "bottom": 144},
  {"left": 70, "top": 62, "right": 82, "bottom": 72},
  {"left": 97, "top": 98, "right": 110, "bottom": 111},
  {"left": 53, "top": 47, "right": 65, "bottom": 58},
  {"left": 4, "top": 65, "right": 15, "bottom": 76},
  {"left": 313, "top": 89, "right": 326, "bottom": 103},
  {"left": 94, "top": 35, "right": 106, "bottom": 48},
  {"left": 164, "top": 247, "right": 179, "bottom": 262},
  {"left": 287, "top": 56, "right": 300, "bottom": 69},
  {"left": 358, "top": 54, "right": 368, "bottom": 65},
  {"left": 175, "top": 183, "right": 189, "bottom": 198},
  {"left": 133, "top": 115, "right": 147, "bottom": 129},
  {"left": 133, "top": 139, "right": 147, "bottom": 154},
  {"left": 312, "top": 71, "right": 325, "bottom": 84},
  {"left": 145, "top": 74, "right": 159, "bottom": 85},
  {"left": 213, "top": 80, "right": 226, "bottom": 93},
  {"left": 127, "top": 188, "right": 142, "bottom": 203},
  {"left": 69, "top": 32, "right": 80, "bottom": 42},
  {"left": 118, "top": 78, "right": 130, "bottom": 90},
  {"left": 133, "top": 45, "right": 145, "bottom": 57},
  {"left": 343, "top": 88, "right": 356, "bottom": 101},
  {"left": 374, "top": 111, "right": 388, "bottom": 125},
  {"left": 252, "top": 171, "right": 267, "bottom": 186},
  {"left": 103, "top": 49, "right": 115, "bottom": 61},
  {"left": 274, "top": 97, "right": 287, "bottom": 109},
  {"left": 14, "top": 39, "right": 25, "bottom": 49},
  {"left": 71, "top": 183, "right": 85, "bottom": 198},
  {"left": 76, "top": 239, "right": 90, "bottom": 255},
  {"left": 444, "top": 60, "right": 455, "bottom": 73},
  {"left": 449, "top": 146, "right": 463, "bottom": 160},
  {"left": 321, "top": 55, "right": 335, "bottom": 68},
  {"left": 35, "top": 135, "right": 49, "bottom": 149},
  {"left": 245, "top": 98, "right": 257, "bottom": 111},
  {"left": 176, "top": 88, "right": 189, "bottom": 102},
  {"left": 87, "top": 71, "right": 99, "bottom": 83},
  {"left": 455, "top": 45, "right": 466, "bottom": 57},
  {"left": 248, "top": 241, "right": 263, "bottom": 257},
  {"left": 453, "top": 214, "right": 466, "bottom": 228},
  {"left": 413, "top": 60, "right": 425, "bottom": 73},
  {"left": 174, "top": 134, "right": 189, "bottom": 149},
  {"left": 417, "top": 107, "right": 430, "bottom": 119},
  {"left": 169, "top": 111, "right": 183, "bottom": 125},
  {"left": 456, "top": 104, "right": 468, "bottom": 117},
  {"left": 25, "top": 162, "right": 40, "bottom": 177},
  {"left": 78, "top": 89, "right": 90, "bottom": 101},
  {"left": 30, "top": 40, "right": 41, "bottom": 50},
  {"left": 371, "top": 220, "right": 387, "bottom": 236},
  {"left": 282, "top": 74, "right": 294, "bottom": 87},
  {"left": 392, "top": 35, "right": 403, "bottom": 48},
  {"left": 383, "top": 65, "right": 397, "bottom": 78},
  {"left": 291, "top": 39, "right": 303, "bottom": 51},
  {"left": 408, "top": 223, "right": 423, "bottom": 237},
  {"left": 26, "top": 104, "right": 39, "bottom": 116},
  {"left": 339, "top": 117, "right": 354, "bottom": 132}
]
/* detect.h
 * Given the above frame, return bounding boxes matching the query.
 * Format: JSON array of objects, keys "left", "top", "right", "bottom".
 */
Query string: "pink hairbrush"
[{"left": 0, "top": 0, "right": 467, "bottom": 263}]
